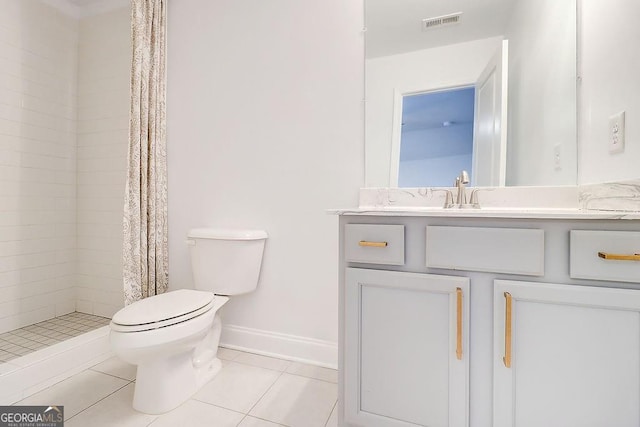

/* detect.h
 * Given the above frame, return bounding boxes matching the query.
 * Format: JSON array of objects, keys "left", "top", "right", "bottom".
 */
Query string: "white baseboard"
[{"left": 220, "top": 324, "right": 338, "bottom": 369}]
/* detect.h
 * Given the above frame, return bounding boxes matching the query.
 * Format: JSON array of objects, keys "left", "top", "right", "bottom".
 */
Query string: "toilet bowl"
[{"left": 110, "top": 229, "right": 267, "bottom": 414}]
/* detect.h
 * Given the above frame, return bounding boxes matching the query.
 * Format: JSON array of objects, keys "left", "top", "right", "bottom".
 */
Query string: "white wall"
[
  {"left": 579, "top": 0, "right": 640, "bottom": 184},
  {"left": 505, "top": 0, "right": 577, "bottom": 186},
  {"left": 75, "top": 7, "right": 130, "bottom": 317},
  {"left": 0, "top": 1, "right": 78, "bottom": 333},
  {"left": 0, "top": 1, "right": 130, "bottom": 332},
  {"left": 366, "top": 37, "right": 502, "bottom": 187},
  {"left": 167, "top": 0, "right": 364, "bottom": 366}
]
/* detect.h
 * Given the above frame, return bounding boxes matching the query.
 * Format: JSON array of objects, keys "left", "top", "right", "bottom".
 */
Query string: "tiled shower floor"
[{"left": 0, "top": 312, "right": 111, "bottom": 363}]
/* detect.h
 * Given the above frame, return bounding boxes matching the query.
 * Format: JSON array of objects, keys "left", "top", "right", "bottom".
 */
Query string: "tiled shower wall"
[
  {"left": 0, "top": 1, "right": 130, "bottom": 332},
  {"left": 0, "top": 1, "right": 79, "bottom": 334},
  {"left": 75, "top": 7, "right": 129, "bottom": 318}
]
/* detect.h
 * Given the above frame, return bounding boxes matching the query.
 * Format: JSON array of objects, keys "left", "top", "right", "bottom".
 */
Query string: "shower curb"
[{"left": 0, "top": 326, "right": 112, "bottom": 405}]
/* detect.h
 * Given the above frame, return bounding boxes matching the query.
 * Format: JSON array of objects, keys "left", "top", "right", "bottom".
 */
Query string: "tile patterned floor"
[
  {"left": 15, "top": 348, "right": 338, "bottom": 427},
  {"left": 0, "top": 312, "right": 111, "bottom": 362}
]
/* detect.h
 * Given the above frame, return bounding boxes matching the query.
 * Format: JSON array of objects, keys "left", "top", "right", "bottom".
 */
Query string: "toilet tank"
[{"left": 187, "top": 228, "right": 268, "bottom": 295}]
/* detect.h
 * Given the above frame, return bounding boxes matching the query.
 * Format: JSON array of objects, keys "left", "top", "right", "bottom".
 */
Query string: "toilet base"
[
  {"left": 133, "top": 354, "right": 222, "bottom": 414},
  {"left": 131, "top": 313, "right": 225, "bottom": 414}
]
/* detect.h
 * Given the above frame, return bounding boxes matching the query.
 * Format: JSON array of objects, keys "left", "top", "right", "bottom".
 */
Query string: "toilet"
[{"left": 109, "top": 228, "right": 267, "bottom": 414}]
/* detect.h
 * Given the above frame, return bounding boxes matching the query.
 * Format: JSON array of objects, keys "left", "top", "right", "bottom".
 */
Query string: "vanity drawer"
[
  {"left": 425, "top": 226, "right": 545, "bottom": 276},
  {"left": 570, "top": 230, "right": 640, "bottom": 283},
  {"left": 344, "top": 224, "right": 405, "bottom": 265}
]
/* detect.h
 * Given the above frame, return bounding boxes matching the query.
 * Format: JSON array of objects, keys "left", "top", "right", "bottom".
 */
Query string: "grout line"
[
  {"left": 88, "top": 367, "right": 136, "bottom": 383},
  {"left": 279, "top": 371, "right": 337, "bottom": 385},
  {"left": 244, "top": 414, "right": 289, "bottom": 426},
  {"left": 64, "top": 380, "right": 131, "bottom": 422},
  {"left": 193, "top": 401, "right": 246, "bottom": 416},
  {"left": 220, "top": 350, "right": 338, "bottom": 384},
  {"left": 0, "top": 312, "right": 108, "bottom": 360},
  {"left": 218, "top": 349, "right": 241, "bottom": 362},
  {"left": 249, "top": 416, "right": 288, "bottom": 426},
  {"left": 324, "top": 399, "right": 338, "bottom": 427},
  {"left": 245, "top": 370, "right": 286, "bottom": 419},
  {"left": 191, "top": 361, "right": 287, "bottom": 420}
]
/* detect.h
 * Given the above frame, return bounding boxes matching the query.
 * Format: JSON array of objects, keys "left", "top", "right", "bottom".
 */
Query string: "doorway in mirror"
[
  {"left": 390, "top": 41, "right": 508, "bottom": 188},
  {"left": 395, "top": 87, "right": 475, "bottom": 187}
]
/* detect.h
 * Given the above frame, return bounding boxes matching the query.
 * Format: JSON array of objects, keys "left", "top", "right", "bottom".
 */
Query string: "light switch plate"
[
  {"left": 609, "top": 111, "right": 625, "bottom": 154},
  {"left": 553, "top": 144, "right": 562, "bottom": 170}
]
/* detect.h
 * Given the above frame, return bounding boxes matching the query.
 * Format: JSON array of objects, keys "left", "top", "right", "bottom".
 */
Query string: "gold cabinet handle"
[
  {"left": 358, "top": 241, "right": 388, "bottom": 248},
  {"left": 598, "top": 251, "right": 640, "bottom": 261},
  {"left": 503, "top": 292, "right": 512, "bottom": 368},
  {"left": 456, "top": 288, "right": 463, "bottom": 360}
]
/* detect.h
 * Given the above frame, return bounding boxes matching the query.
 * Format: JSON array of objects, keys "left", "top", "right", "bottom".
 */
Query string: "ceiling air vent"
[{"left": 422, "top": 12, "right": 462, "bottom": 31}]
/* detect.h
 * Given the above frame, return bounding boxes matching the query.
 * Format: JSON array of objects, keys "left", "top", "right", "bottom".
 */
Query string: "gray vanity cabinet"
[
  {"left": 344, "top": 268, "right": 469, "bottom": 427},
  {"left": 339, "top": 215, "right": 640, "bottom": 427},
  {"left": 493, "top": 280, "right": 640, "bottom": 427}
]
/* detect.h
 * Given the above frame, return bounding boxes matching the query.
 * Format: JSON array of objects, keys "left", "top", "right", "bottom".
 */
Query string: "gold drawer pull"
[
  {"left": 456, "top": 288, "right": 463, "bottom": 360},
  {"left": 598, "top": 252, "right": 640, "bottom": 261},
  {"left": 503, "top": 292, "right": 512, "bottom": 368},
  {"left": 358, "top": 241, "right": 388, "bottom": 248}
]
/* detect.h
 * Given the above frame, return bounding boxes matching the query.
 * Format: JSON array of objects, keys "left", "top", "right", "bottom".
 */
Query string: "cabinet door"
[
  {"left": 345, "top": 268, "right": 469, "bottom": 427},
  {"left": 494, "top": 280, "right": 640, "bottom": 427}
]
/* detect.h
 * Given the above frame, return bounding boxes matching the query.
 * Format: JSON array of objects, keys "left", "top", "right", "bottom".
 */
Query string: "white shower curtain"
[{"left": 123, "top": 0, "right": 168, "bottom": 305}]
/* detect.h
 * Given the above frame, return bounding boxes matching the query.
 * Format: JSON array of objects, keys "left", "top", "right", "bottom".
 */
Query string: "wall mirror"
[{"left": 365, "top": 0, "right": 578, "bottom": 187}]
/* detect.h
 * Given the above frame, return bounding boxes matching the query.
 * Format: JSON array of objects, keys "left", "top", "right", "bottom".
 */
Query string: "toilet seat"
[{"left": 111, "top": 289, "right": 215, "bottom": 333}]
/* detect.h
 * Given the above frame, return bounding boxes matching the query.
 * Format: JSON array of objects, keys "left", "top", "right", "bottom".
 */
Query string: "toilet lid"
[{"left": 112, "top": 289, "right": 215, "bottom": 327}]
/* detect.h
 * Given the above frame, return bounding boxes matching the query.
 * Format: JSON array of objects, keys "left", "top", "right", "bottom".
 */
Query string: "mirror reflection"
[
  {"left": 365, "top": 0, "right": 577, "bottom": 187},
  {"left": 395, "top": 87, "right": 475, "bottom": 187}
]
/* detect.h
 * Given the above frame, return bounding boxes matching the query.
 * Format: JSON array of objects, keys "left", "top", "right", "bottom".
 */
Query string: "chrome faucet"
[
  {"left": 438, "top": 170, "right": 482, "bottom": 209},
  {"left": 455, "top": 170, "right": 470, "bottom": 206},
  {"left": 469, "top": 188, "right": 482, "bottom": 208},
  {"left": 434, "top": 189, "right": 454, "bottom": 209}
]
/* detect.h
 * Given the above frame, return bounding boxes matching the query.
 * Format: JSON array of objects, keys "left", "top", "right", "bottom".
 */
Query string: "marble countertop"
[
  {"left": 328, "top": 183, "right": 640, "bottom": 220},
  {"left": 328, "top": 207, "right": 640, "bottom": 220}
]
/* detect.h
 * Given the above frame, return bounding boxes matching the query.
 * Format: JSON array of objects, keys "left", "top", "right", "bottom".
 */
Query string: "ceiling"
[
  {"left": 366, "top": 0, "right": 515, "bottom": 58},
  {"left": 399, "top": 87, "right": 475, "bottom": 160},
  {"left": 401, "top": 87, "right": 475, "bottom": 132}
]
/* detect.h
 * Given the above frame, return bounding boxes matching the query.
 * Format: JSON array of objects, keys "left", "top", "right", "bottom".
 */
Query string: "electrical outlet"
[
  {"left": 553, "top": 144, "right": 562, "bottom": 170},
  {"left": 609, "top": 111, "right": 625, "bottom": 154}
]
